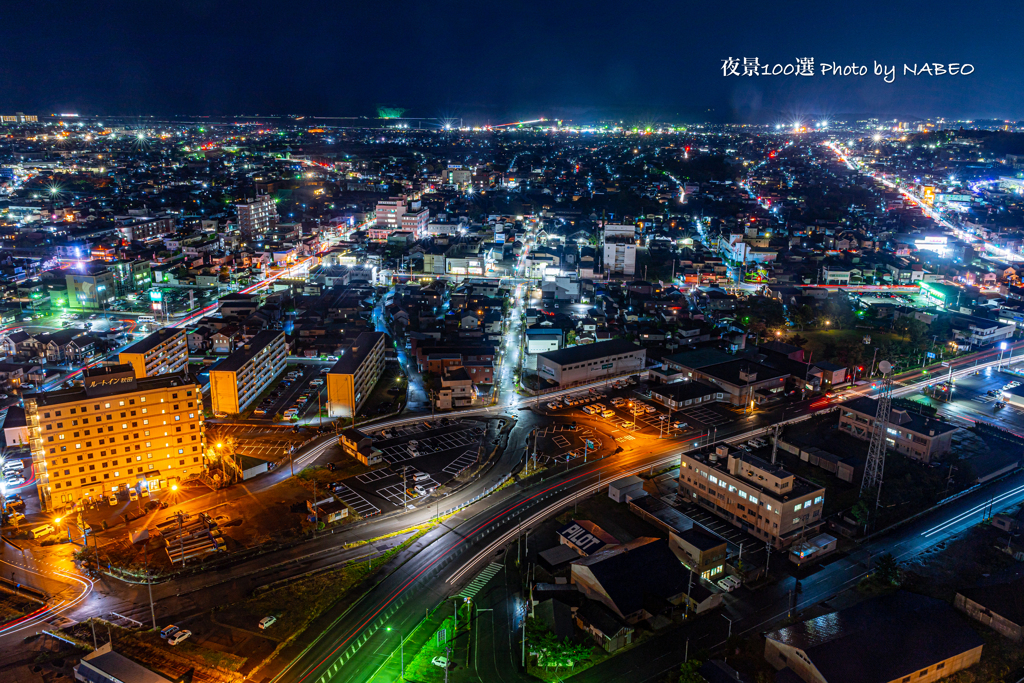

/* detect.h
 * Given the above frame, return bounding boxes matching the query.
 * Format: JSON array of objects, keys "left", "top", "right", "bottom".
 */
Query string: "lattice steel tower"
[{"left": 860, "top": 360, "right": 894, "bottom": 508}]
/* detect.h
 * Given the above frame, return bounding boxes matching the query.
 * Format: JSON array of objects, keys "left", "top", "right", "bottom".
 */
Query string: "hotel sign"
[{"left": 84, "top": 371, "right": 138, "bottom": 397}]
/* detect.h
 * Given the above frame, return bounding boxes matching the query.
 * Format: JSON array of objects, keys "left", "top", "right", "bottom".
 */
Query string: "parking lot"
[
  {"left": 205, "top": 424, "right": 311, "bottom": 464},
  {"left": 530, "top": 424, "right": 600, "bottom": 467},
  {"left": 542, "top": 381, "right": 706, "bottom": 438},
  {"left": 323, "top": 418, "right": 497, "bottom": 514},
  {"left": 251, "top": 365, "right": 325, "bottom": 419}
]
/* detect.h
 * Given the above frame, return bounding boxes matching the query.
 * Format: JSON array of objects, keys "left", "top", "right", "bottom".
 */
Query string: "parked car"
[
  {"left": 259, "top": 616, "right": 277, "bottom": 630},
  {"left": 431, "top": 656, "right": 449, "bottom": 668},
  {"left": 717, "top": 575, "right": 741, "bottom": 592},
  {"left": 160, "top": 625, "right": 180, "bottom": 639},
  {"left": 168, "top": 629, "right": 192, "bottom": 645},
  {"left": 128, "top": 488, "right": 139, "bottom": 502},
  {"left": 108, "top": 493, "right": 118, "bottom": 506}
]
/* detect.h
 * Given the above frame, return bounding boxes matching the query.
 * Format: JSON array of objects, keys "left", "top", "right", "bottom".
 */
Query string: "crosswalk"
[{"left": 458, "top": 562, "right": 503, "bottom": 599}]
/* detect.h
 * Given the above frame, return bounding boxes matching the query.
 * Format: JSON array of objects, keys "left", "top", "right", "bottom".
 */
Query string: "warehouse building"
[{"left": 537, "top": 339, "right": 645, "bottom": 387}]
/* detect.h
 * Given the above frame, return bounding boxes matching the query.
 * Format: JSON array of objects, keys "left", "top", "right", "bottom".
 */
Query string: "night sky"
[{"left": 3, "top": 0, "right": 1022, "bottom": 123}]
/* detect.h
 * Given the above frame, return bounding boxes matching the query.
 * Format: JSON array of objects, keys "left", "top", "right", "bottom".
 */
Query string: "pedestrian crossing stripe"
[{"left": 458, "top": 562, "right": 503, "bottom": 599}]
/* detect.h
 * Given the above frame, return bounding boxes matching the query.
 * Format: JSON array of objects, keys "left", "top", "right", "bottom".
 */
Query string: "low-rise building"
[
  {"left": 765, "top": 592, "right": 984, "bottom": 683},
  {"left": 648, "top": 380, "right": 727, "bottom": 409},
  {"left": 75, "top": 643, "right": 176, "bottom": 683},
  {"left": 209, "top": 331, "right": 288, "bottom": 415},
  {"left": 838, "top": 397, "right": 958, "bottom": 462},
  {"left": 537, "top": 339, "right": 645, "bottom": 387},
  {"left": 339, "top": 427, "right": 383, "bottom": 466},
  {"left": 669, "top": 527, "right": 727, "bottom": 581},
  {"left": 678, "top": 445, "right": 825, "bottom": 548}
]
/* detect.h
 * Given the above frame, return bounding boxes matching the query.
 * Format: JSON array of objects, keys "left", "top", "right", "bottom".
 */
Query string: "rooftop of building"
[
  {"left": 25, "top": 372, "right": 197, "bottom": 408},
  {"left": 212, "top": 330, "right": 285, "bottom": 373},
  {"left": 538, "top": 338, "right": 643, "bottom": 367},
  {"left": 329, "top": 331, "right": 384, "bottom": 376},
  {"left": 842, "top": 396, "right": 959, "bottom": 437},
  {"left": 121, "top": 328, "right": 184, "bottom": 356},
  {"left": 700, "top": 359, "right": 789, "bottom": 387}
]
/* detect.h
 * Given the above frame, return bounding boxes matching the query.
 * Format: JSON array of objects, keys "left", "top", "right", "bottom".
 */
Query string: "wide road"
[{"left": 271, "top": 434, "right": 691, "bottom": 683}]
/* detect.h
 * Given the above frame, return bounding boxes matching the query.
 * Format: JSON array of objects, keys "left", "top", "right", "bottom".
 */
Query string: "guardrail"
[{"left": 436, "top": 474, "right": 512, "bottom": 519}]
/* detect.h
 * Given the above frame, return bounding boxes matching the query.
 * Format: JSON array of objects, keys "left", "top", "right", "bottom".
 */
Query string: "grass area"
[
  {"left": 0, "top": 594, "right": 35, "bottom": 624},
  {"left": 403, "top": 605, "right": 471, "bottom": 683},
  {"left": 216, "top": 524, "right": 435, "bottom": 648}
]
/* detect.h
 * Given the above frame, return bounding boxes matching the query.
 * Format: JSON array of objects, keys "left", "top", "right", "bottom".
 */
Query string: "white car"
[
  {"left": 431, "top": 656, "right": 449, "bottom": 668},
  {"left": 168, "top": 629, "right": 192, "bottom": 645},
  {"left": 128, "top": 488, "right": 139, "bottom": 502},
  {"left": 717, "top": 576, "right": 741, "bottom": 592},
  {"left": 259, "top": 616, "right": 277, "bottom": 630}
]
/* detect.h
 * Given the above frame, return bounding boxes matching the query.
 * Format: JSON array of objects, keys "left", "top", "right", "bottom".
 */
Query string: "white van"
[
  {"left": 138, "top": 316, "right": 156, "bottom": 324},
  {"left": 30, "top": 524, "right": 55, "bottom": 539}
]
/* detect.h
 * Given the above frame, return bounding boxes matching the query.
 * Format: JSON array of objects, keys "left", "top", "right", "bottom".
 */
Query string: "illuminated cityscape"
[{"left": 2, "top": 3, "right": 1024, "bottom": 683}]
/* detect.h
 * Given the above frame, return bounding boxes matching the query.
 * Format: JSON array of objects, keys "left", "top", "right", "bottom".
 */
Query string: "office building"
[
  {"left": 678, "top": 445, "right": 825, "bottom": 548},
  {"left": 236, "top": 195, "right": 277, "bottom": 241},
  {"left": 24, "top": 365, "right": 205, "bottom": 512},
  {"left": 326, "top": 331, "right": 386, "bottom": 419},
  {"left": 209, "top": 331, "right": 288, "bottom": 415},
  {"left": 375, "top": 196, "right": 408, "bottom": 231},
  {"left": 838, "top": 396, "right": 958, "bottom": 463},
  {"left": 64, "top": 260, "right": 152, "bottom": 310},
  {"left": 536, "top": 339, "right": 645, "bottom": 387},
  {"left": 119, "top": 328, "right": 188, "bottom": 378}
]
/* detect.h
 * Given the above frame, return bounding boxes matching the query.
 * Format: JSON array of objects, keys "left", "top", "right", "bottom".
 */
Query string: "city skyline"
[{"left": 3, "top": 0, "right": 1023, "bottom": 122}]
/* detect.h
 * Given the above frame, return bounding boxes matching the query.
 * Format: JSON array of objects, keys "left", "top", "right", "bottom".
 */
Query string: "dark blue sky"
[{"left": 2, "top": 0, "right": 1021, "bottom": 123}]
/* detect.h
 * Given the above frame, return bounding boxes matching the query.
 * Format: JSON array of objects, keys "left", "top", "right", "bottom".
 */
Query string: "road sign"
[{"left": 926, "top": 352, "right": 936, "bottom": 359}]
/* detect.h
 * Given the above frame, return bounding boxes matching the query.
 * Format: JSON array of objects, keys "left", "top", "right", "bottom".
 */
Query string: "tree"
[
  {"left": 567, "top": 330, "right": 578, "bottom": 346},
  {"left": 874, "top": 552, "right": 901, "bottom": 586},
  {"left": 525, "top": 619, "right": 593, "bottom": 669},
  {"left": 679, "top": 659, "right": 705, "bottom": 683},
  {"left": 790, "top": 304, "right": 816, "bottom": 330}
]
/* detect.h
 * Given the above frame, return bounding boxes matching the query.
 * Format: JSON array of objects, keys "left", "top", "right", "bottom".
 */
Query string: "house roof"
[
  {"left": 576, "top": 599, "right": 632, "bottom": 639},
  {"left": 765, "top": 592, "right": 984, "bottom": 683},
  {"left": 573, "top": 538, "right": 690, "bottom": 617}
]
